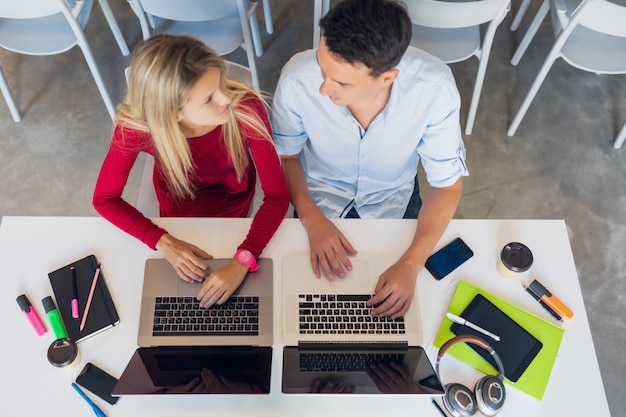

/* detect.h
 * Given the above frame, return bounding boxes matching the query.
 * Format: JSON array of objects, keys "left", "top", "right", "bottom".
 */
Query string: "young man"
[{"left": 272, "top": 0, "right": 468, "bottom": 319}]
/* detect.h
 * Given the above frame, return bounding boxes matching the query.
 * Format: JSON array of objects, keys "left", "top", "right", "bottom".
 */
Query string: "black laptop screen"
[
  {"left": 282, "top": 346, "right": 444, "bottom": 395},
  {"left": 113, "top": 346, "right": 272, "bottom": 395}
]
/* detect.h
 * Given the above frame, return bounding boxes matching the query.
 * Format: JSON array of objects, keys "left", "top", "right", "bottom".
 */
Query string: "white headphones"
[{"left": 435, "top": 335, "right": 506, "bottom": 417}]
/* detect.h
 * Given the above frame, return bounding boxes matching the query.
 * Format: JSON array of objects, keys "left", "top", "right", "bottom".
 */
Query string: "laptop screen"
[
  {"left": 282, "top": 346, "right": 444, "bottom": 395},
  {"left": 113, "top": 346, "right": 272, "bottom": 395}
]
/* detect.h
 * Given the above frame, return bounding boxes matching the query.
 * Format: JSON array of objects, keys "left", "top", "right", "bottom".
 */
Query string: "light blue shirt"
[{"left": 272, "top": 47, "right": 468, "bottom": 218}]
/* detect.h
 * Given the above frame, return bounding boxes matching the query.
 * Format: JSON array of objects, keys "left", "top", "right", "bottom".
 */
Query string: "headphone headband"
[{"left": 436, "top": 334, "right": 505, "bottom": 381}]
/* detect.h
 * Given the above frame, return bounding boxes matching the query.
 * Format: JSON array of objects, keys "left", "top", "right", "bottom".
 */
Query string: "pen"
[
  {"left": 80, "top": 264, "right": 100, "bottom": 332},
  {"left": 446, "top": 312, "right": 501, "bottom": 342},
  {"left": 16, "top": 294, "right": 47, "bottom": 336},
  {"left": 432, "top": 399, "right": 447, "bottom": 417},
  {"left": 527, "top": 279, "right": 574, "bottom": 320},
  {"left": 71, "top": 266, "right": 79, "bottom": 319},
  {"left": 42, "top": 296, "right": 68, "bottom": 339},
  {"left": 71, "top": 383, "right": 107, "bottom": 417},
  {"left": 524, "top": 285, "right": 562, "bottom": 321}
]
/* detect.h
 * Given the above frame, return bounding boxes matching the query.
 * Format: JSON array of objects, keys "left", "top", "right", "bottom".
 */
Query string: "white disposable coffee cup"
[{"left": 497, "top": 242, "right": 533, "bottom": 278}]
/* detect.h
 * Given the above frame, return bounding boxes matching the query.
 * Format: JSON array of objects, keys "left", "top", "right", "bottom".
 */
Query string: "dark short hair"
[{"left": 319, "top": 0, "right": 412, "bottom": 77}]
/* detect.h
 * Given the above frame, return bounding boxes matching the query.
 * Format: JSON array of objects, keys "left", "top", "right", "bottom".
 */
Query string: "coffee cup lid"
[
  {"left": 47, "top": 338, "right": 78, "bottom": 367},
  {"left": 500, "top": 242, "right": 533, "bottom": 272}
]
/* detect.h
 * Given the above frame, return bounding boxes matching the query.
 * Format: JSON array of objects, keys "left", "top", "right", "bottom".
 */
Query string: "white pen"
[{"left": 446, "top": 312, "right": 501, "bottom": 342}]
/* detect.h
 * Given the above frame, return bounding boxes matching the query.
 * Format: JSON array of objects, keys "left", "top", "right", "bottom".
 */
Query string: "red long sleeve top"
[{"left": 93, "top": 96, "right": 289, "bottom": 258}]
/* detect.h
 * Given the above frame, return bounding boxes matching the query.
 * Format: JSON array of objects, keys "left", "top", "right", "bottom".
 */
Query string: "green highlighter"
[{"left": 42, "top": 296, "right": 68, "bottom": 339}]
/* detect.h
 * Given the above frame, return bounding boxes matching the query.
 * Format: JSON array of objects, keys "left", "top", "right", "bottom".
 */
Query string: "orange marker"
[{"left": 527, "top": 279, "right": 574, "bottom": 320}]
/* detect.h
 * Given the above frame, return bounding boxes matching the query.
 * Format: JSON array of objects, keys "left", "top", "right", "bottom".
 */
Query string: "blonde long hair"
[{"left": 117, "top": 34, "right": 271, "bottom": 200}]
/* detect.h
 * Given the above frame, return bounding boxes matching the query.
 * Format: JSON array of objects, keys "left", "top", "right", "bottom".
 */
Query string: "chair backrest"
[
  {"left": 137, "top": 0, "right": 239, "bottom": 22},
  {"left": 405, "top": 0, "right": 509, "bottom": 28},
  {"left": 570, "top": 0, "right": 626, "bottom": 37},
  {"left": 0, "top": 0, "right": 84, "bottom": 19}
]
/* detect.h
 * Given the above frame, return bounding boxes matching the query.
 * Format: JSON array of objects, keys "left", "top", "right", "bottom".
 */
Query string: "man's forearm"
[
  {"left": 399, "top": 177, "right": 464, "bottom": 271},
  {"left": 280, "top": 155, "right": 325, "bottom": 226}
]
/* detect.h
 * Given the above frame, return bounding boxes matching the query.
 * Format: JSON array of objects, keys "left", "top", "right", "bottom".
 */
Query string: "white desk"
[{"left": 0, "top": 217, "right": 609, "bottom": 416}]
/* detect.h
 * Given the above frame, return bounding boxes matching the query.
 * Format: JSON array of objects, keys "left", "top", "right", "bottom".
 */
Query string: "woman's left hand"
[{"left": 196, "top": 259, "right": 249, "bottom": 308}]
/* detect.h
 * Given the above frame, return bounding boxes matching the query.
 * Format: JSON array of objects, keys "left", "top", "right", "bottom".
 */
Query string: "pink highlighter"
[
  {"left": 71, "top": 266, "right": 79, "bottom": 319},
  {"left": 16, "top": 294, "right": 47, "bottom": 336}
]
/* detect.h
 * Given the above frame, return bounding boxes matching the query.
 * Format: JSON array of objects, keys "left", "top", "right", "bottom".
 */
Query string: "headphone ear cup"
[
  {"left": 442, "top": 382, "right": 478, "bottom": 417},
  {"left": 474, "top": 375, "right": 506, "bottom": 417}
]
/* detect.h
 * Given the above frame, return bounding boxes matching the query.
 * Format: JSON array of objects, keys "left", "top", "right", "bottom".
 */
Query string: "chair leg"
[
  {"left": 249, "top": 10, "right": 265, "bottom": 57},
  {"left": 614, "top": 121, "right": 626, "bottom": 149},
  {"left": 507, "top": 53, "right": 558, "bottom": 136},
  {"left": 0, "top": 66, "right": 21, "bottom": 122},
  {"left": 77, "top": 38, "right": 116, "bottom": 119},
  {"left": 313, "top": 0, "right": 330, "bottom": 48},
  {"left": 97, "top": 0, "right": 130, "bottom": 56},
  {"left": 262, "top": 0, "right": 273, "bottom": 34},
  {"left": 238, "top": 0, "right": 260, "bottom": 90},
  {"left": 510, "top": 0, "right": 533, "bottom": 31},
  {"left": 511, "top": 0, "right": 549, "bottom": 66}
]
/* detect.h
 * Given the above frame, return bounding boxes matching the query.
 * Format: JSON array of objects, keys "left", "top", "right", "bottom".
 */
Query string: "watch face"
[{"left": 238, "top": 250, "right": 253, "bottom": 262}]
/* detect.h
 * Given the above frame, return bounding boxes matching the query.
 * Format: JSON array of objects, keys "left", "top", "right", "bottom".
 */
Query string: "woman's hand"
[
  {"left": 196, "top": 259, "right": 249, "bottom": 308},
  {"left": 155, "top": 233, "right": 212, "bottom": 282}
]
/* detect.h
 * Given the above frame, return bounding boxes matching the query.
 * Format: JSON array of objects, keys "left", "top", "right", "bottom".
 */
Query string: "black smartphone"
[
  {"left": 425, "top": 237, "right": 474, "bottom": 280},
  {"left": 76, "top": 362, "right": 120, "bottom": 405}
]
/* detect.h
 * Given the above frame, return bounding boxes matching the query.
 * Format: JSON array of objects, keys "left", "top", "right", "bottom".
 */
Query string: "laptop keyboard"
[
  {"left": 300, "top": 352, "right": 405, "bottom": 372},
  {"left": 152, "top": 296, "right": 259, "bottom": 336},
  {"left": 298, "top": 294, "right": 405, "bottom": 335}
]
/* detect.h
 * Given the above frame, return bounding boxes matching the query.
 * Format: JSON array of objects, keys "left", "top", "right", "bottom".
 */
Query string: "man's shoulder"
[
  {"left": 278, "top": 49, "right": 320, "bottom": 82},
  {"left": 398, "top": 46, "right": 454, "bottom": 82}
]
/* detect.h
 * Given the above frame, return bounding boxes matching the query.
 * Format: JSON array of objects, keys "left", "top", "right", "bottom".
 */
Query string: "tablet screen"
[{"left": 450, "top": 294, "right": 542, "bottom": 382}]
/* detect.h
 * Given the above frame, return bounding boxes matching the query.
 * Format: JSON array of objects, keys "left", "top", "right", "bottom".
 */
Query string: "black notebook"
[
  {"left": 48, "top": 255, "right": 119, "bottom": 343},
  {"left": 450, "top": 294, "right": 543, "bottom": 382}
]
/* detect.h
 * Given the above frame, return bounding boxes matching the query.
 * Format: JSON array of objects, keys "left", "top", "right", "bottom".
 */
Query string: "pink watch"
[{"left": 234, "top": 249, "right": 259, "bottom": 272}]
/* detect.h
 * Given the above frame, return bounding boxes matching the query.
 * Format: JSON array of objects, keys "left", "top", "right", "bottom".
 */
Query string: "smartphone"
[
  {"left": 76, "top": 362, "right": 120, "bottom": 405},
  {"left": 425, "top": 237, "right": 474, "bottom": 280}
]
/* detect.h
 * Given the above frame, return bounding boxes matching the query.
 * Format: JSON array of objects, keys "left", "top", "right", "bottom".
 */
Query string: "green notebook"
[{"left": 434, "top": 280, "right": 564, "bottom": 400}]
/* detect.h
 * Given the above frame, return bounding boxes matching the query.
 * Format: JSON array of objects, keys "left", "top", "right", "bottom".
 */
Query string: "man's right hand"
[
  {"left": 302, "top": 213, "right": 357, "bottom": 279},
  {"left": 155, "top": 233, "right": 212, "bottom": 282}
]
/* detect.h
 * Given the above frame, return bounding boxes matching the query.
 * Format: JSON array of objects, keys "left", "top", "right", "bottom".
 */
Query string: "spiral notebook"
[{"left": 48, "top": 254, "right": 119, "bottom": 343}]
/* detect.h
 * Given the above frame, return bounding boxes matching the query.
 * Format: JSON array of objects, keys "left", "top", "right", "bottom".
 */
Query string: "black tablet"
[{"left": 450, "top": 294, "right": 543, "bottom": 382}]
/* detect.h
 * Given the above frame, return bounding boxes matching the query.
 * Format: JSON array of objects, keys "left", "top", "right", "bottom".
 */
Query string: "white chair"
[
  {"left": 405, "top": 0, "right": 511, "bottom": 135},
  {"left": 507, "top": 0, "right": 626, "bottom": 136},
  {"left": 0, "top": 0, "right": 129, "bottom": 121},
  {"left": 614, "top": 120, "right": 626, "bottom": 149},
  {"left": 135, "top": 62, "right": 254, "bottom": 217},
  {"left": 128, "top": 0, "right": 262, "bottom": 83}
]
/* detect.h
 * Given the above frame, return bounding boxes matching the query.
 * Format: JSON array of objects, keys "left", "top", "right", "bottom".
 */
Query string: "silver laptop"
[
  {"left": 281, "top": 253, "right": 440, "bottom": 395},
  {"left": 282, "top": 252, "right": 421, "bottom": 346},
  {"left": 138, "top": 258, "right": 273, "bottom": 347}
]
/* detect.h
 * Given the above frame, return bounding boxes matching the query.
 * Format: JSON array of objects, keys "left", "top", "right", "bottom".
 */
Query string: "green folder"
[{"left": 434, "top": 280, "right": 564, "bottom": 400}]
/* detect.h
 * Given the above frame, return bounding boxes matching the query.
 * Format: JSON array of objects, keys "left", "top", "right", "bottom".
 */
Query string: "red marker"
[{"left": 16, "top": 294, "right": 47, "bottom": 336}]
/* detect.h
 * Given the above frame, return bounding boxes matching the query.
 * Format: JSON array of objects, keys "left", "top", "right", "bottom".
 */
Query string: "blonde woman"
[{"left": 93, "top": 34, "right": 289, "bottom": 307}]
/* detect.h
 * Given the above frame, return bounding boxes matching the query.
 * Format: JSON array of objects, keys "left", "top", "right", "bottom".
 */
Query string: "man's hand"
[
  {"left": 196, "top": 259, "right": 249, "bottom": 308},
  {"left": 156, "top": 233, "right": 211, "bottom": 282},
  {"left": 367, "top": 258, "right": 420, "bottom": 319},
  {"left": 302, "top": 213, "right": 357, "bottom": 279}
]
